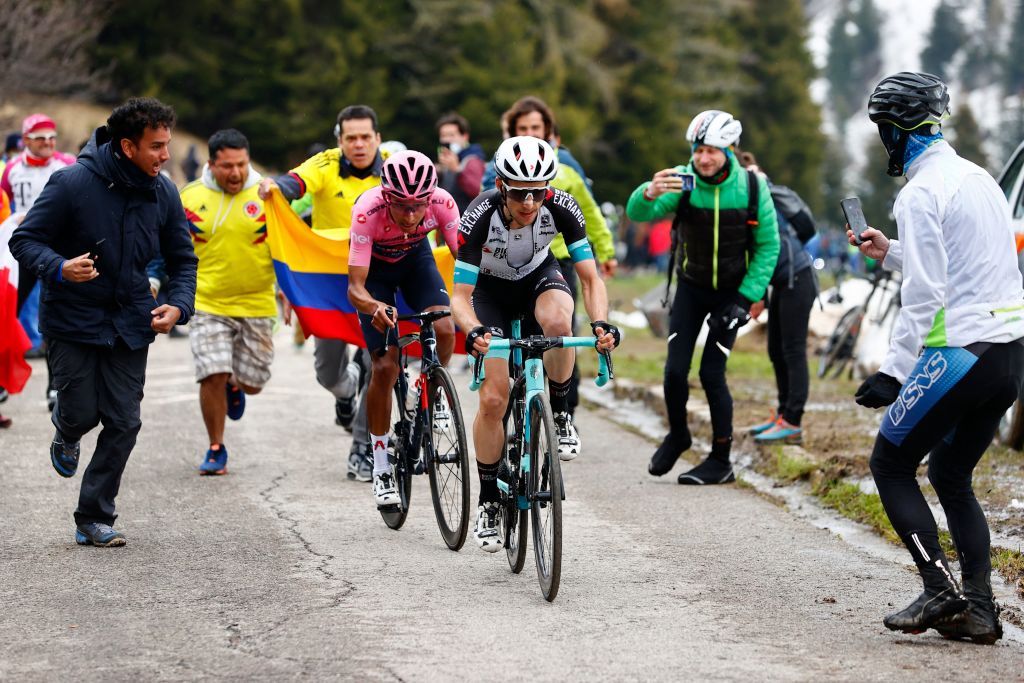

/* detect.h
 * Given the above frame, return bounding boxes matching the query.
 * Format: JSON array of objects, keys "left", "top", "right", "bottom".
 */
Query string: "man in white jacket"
[{"left": 850, "top": 72, "right": 1024, "bottom": 645}]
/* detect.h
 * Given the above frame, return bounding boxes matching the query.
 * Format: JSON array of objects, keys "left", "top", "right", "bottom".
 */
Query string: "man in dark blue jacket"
[{"left": 10, "top": 97, "right": 197, "bottom": 548}]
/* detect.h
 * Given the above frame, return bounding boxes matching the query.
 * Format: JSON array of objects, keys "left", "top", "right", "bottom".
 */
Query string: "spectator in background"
[
  {"left": 738, "top": 151, "right": 818, "bottom": 445},
  {"left": 1, "top": 133, "right": 22, "bottom": 177},
  {"left": 647, "top": 218, "right": 672, "bottom": 272},
  {"left": 181, "top": 144, "right": 201, "bottom": 182},
  {"left": 9, "top": 97, "right": 197, "bottom": 547},
  {"left": 435, "top": 112, "right": 484, "bottom": 212}
]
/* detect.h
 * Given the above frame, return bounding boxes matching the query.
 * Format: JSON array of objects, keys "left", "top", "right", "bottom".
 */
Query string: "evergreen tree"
[
  {"left": 920, "top": 1, "right": 965, "bottom": 81},
  {"left": 820, "top": 139, "right": 849, "bottom": 229},
  {"left": 1006, "top": 0, "right": 1024, "bottom": 94},
  {"left": 732, "top": 0, "right": 826, "bottom": 212},
  {"left": 948, "top": 102, "right": 989, "bottom": 170},
  {"left": 825, "top": 0, "right": 882, "bottom": 129}
]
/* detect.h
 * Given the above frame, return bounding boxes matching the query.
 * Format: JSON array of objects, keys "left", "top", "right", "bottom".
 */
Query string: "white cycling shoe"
[
  {"left": 474, "top": 502, "right": 503, "bottom": 553},
  {"left": 432, "top": 401, "right": 452, "bottom": 438},
  {"left": 554, "top": 411, "right": 580, "bottom": 461},
  {"left": 373, "top": 468, "right": 400, "bottom": 507}
]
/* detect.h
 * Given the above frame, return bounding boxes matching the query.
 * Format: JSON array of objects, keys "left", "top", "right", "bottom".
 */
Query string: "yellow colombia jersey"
[
  {"left": 181, "top": 169, "right": 277, "bottom": 318},
  {"left": 288, "top": 148, "right": 386, "bottom": 232}
]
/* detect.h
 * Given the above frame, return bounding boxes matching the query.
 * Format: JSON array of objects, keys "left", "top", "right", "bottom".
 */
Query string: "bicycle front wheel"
[
  {"left": 426, "top": 366, "right": 471, "bottom": 551},
  {"left": 818, "top": 307, "right": 861, "bottom": 379},
  {"left": 503, "top": 418, "right": 528, "bottom": 574},
  {"left": 529, "top": 392, "right": 562, "bottom": 602}
]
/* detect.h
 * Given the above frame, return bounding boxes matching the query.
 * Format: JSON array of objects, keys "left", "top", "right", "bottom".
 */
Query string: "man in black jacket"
[{"left": 10, "top": 97, "right": 197, "bottom": 548}]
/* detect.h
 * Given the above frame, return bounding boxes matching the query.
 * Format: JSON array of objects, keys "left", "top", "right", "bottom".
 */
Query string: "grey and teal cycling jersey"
[{"left": 454, "top": 188, "right": 593, "bottom": 286}]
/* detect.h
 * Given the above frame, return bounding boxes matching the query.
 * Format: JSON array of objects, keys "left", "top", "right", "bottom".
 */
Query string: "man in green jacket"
[{"left": 627, "top": 110, "right": 779, "bottom": 484}]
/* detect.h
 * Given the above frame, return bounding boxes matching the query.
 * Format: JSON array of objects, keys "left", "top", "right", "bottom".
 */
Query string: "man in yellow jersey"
[
  {"left": 258, "top": 105, "right": 383, "bottom": 482},
  {"left": 176, "top": 130, "right": 276, "bottom": 475}
]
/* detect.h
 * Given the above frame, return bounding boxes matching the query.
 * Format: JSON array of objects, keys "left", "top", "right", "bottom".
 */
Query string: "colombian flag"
[
  {"left": 264, "top": 191, "right": 461, "bottom": 352},
  {"left": 0, "top": 214, "right": 32, "bottom": 393}
]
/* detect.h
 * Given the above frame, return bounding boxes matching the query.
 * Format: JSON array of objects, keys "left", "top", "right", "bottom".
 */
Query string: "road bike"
[
  {"left": 379, "top": 309, "right": 471, "bottom": 551},
  {"left": 470, "top": 319, "right": 612, "bottom": 601},
  {"left": 818, "top": 270, "right": 900, "bottom": 380}
]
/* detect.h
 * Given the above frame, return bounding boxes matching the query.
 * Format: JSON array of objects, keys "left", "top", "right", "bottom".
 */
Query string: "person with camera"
[
  {"left": 626, "top": 110, "right": 779, "bottom": 485},
  {"left": 9, "top": 97, "right": 197, "bottom": 547},
  {"left": 435, "top": 112, "right": 485, "bottom": 213},
  {"left": 851, "top": 72, "right": 1024, "bottom": 644}
]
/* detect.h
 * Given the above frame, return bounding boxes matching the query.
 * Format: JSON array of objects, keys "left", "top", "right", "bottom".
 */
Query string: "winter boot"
[
  {"left": 934, "top": 572, "right": 1002, "bottom": 645},
  {"left": 883, "top": 551, "right": 967, "bottom": 635}
]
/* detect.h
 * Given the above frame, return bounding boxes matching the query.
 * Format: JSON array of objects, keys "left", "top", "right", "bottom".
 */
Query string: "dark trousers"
[
  {"left": 556, "top": 258, "right": 580, "bottom": 415},
  {"left": 767, "top": 270, "right": 816, "bottom": 425},
  {"left": 664, "top": 280, "right": 739, "bottom": 439},
  {"left": 869, "top": 341, "right": 1024, "bottom": 575},
  {"left": 48, "top": 338, "right": 149, "bottom": 526}
]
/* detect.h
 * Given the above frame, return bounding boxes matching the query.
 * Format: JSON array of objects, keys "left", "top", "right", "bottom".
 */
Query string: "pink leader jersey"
[{"left": 348, "top": 186, "right": 461, "bottom": 267}]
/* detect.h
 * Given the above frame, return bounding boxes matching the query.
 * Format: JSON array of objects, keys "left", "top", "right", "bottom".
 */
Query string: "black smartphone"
[
  {"left": 89, "top": 238, "right": 106, "bottom": 262},
  {"left": 670, "top": 172, "right": 696, "bottom": 191},
  {"left": 840, "top": 197, "right": 868, "bottom": 245}
]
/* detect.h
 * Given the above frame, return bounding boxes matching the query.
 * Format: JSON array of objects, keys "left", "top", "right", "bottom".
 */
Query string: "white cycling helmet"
[
  {"left": 686, "top": 110, "right": 742, "bottom": 148},
  {"left": 494, "top": 136, "right": 558, "bottom": 183}
]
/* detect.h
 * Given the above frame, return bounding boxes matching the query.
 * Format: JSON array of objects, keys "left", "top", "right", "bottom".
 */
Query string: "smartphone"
[
  {"left": 89, "top": 238, "right": 106, "bottom": 262},
  {"left": 671, "top": 172, "right": 696, "bottom": 192},
  {"left": 840, "top": 197, "right": 868, "bottom": 245}
]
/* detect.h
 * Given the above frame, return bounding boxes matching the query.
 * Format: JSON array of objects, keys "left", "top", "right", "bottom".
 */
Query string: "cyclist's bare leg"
[
  {"left": 475, "top": 357, "right": 510, "bottom": 466},
  {"left": 425, "top": 304, "right": 455, "bottom": 366},
  {"left": 535, "top": 288, "right": 575, "bottom": 383},
  {"left": 367, "top": 346, "right": 400, "bottom": 436}
]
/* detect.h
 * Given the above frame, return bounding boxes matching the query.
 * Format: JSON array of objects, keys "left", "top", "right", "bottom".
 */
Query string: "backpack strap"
[
  {"left": 663, "top": 189, "right": 692, "bottom": 310},
  {"left": 745, "top": 169, "right": 759, "bottom": 227}
]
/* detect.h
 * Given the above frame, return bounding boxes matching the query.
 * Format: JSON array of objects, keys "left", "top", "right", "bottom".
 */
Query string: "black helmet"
[{"left": 868, "top": 71, "right": 949, "bottom": 130}]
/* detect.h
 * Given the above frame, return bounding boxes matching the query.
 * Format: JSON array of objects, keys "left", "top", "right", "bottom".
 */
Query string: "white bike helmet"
[
  {"left": 686, "top": 110, "right": 742, "bottom": 148},
  {"left": 494, "top": 136, "right": 558, "bottom": 182}
]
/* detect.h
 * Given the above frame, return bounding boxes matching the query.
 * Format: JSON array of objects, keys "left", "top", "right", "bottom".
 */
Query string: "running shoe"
[
  {"left": 648, "top": 430, "right": 692, "bottom": 476},
  {"left": 199, "top": 444, "right": 228, "bottom": 475},
  {"left": 226, "top": 383, "right": 245, "bottom": 420},
  {"left": 753, "top": 417, "right": 803, "bottom": 444},
  {"left": 75, "top": 522, "right": 126, "bottom": 547},
  {"left": 747, "top": 411, "right": 778, "bottom": 435},
  {"left": 0, "top": 413, "right": 11, "bottom": 429},
  {"left": 373, "top": 468, "right": 400, "bottom": 507},
  {"left": 677, "top": 456, "right": 735, "bottom": 485},
  {"left": 474, "top": 502, "right": 503, "bottom": 553},
  {"left": 50, "top": 432, "right": 80, "bottom": 477},
  {"left": 554, "top": 411, "right": 580, "bottom": 461}
]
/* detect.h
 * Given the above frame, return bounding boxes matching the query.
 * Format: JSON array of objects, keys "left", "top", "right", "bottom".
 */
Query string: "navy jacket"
[{"left": 10, "top": 127, "right": 197, "bottom": 350}]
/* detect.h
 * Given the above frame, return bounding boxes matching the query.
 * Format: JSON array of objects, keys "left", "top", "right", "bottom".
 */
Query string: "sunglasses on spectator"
[
  {"left": 504, "top": 185, "right": 549, "bottom": 203},
  {"left": 26, "top": 132, "right": 57, "bottom": 141}
]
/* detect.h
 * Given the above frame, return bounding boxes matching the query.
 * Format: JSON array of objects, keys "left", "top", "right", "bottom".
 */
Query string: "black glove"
[
  {"left": 708, "top": 295, "right": 751, "bottom": 333},
  {"left": 465, "top": 325, "right": 489, "bottom": 357},
  {"left": 590, "top": 320, "right": 621, "bottom": 348},
  {"left": 854, "top": 372, "right": 902, "bottom": 408}
]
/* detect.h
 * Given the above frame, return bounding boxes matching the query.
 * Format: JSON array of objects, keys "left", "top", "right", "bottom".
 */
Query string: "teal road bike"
[{"left": 470, "top": 319, "right": 613, "bottom": 601}]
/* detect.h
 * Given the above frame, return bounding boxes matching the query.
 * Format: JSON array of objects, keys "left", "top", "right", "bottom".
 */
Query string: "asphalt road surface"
[{"left": 2, "top": 332, "right": 1022, "bottom": 681}]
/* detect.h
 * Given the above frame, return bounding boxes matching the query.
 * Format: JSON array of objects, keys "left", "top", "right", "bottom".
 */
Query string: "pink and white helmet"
[{"left": 381, "top": 150, "right": 437, "bottom": 202}]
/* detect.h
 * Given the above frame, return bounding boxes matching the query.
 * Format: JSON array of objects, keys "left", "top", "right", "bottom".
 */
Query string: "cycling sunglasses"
[
  {"left": 504, "top": 185, "right": 549, "bottom": 203},
  {"left": 383, "top": 193, "right": 429, "bottom": 213},
  {"left": 25, "top": 132, "right": 57, "bottom": 141}
]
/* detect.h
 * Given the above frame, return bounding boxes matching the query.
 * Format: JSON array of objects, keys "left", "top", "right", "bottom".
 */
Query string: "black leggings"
[
  {"left": 767, "top": 270, "right": 816, "bottom": 425},
  {"left": 870, "top": 341, "right": 1024, "bottom": 575},
  {"left": 663, "top": 280, "right": 740, "bottom": 439}
]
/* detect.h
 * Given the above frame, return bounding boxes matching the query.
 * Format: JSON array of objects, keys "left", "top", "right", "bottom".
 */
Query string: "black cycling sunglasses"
[{"left": 504, "top": 185, "right": 550, "bottom": 203}]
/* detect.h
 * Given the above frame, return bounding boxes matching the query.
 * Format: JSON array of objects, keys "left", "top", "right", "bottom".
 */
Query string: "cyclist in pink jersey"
[{"left": 347, "top": 150, "right": 460, "bottom": 507}]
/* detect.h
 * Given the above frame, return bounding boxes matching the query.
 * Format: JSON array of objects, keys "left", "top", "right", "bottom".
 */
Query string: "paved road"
[{"left": 1, "top": 333, "right": 1021, "bottom": 681}]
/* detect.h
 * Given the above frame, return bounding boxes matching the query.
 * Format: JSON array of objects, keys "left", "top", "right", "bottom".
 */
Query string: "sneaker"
[
  {"left": 432, "top": 400, "right": 452, "bottom": 437},
  {"left": 75, "top": 522, "right": 126, "bottom": 547},
  {"left": 677, "top": 456, "right": 735, "bottom": 485},
  {"left": 553, "top": 411, "right": 580, "bottom": 461},
  {"left": 199, "top": 444, "right": 228, "bottom": 475},
  {"left": 47, "top": 388, "right": 57, "bottom": 413},
  {"left": 334, "top": 396, "right": 355, "bottom": 432},
  {"left": 347, "top": 445, "right": 373, "bottom": 482},
  {"left": 373, "top": 468, "right": 400, "bottom": 507},
  {"left": 226, "top": 383, "right": 245, "bottom": 420},
  {"left": 474, "top": 502, "right": 503, "bottom": 553},
  {"left": 648, "top": 430, "right": 693, "bottom": 476},
  {"left": 753, "top": 417, "right": 803, "bottom": 444},
  {"left": 50, "top": 433, "right": 80, "bottom": 478},
  {"left": 747, "top": 411, "right": 778, "bottom": 435}
]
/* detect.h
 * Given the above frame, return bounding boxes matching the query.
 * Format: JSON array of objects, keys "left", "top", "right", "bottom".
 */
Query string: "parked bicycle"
[
  {"left": 379, "top": 309, "right": 471, "bottom": 551},
  {"left": 817, "top": 270, "right": 900, "bottom": 380},
  {"left": 469, "top": 319, "right": 613, "bottom": 601}
]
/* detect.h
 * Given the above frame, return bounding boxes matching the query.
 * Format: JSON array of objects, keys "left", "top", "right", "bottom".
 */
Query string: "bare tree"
[{"left": 0, "top": 0, "right": 114, "bottom": 97}]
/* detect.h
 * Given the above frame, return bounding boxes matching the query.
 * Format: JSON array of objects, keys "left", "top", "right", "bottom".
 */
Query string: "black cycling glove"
[
  {"left": 708, "top": 295, "right": 751, "bottom": 333},
  {"left": 590, "top": 320, "right": 621, "bottom": 348},
  {"left": 465, "top": 325, "right": 489, "bottom": 357},
  {"left": 854, "top": 372, "right": 902, "bottom": 408}
]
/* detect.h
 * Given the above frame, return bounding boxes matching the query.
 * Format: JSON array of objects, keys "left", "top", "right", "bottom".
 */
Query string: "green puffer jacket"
[{"left": 626, "top": 155, "right": 779, "bottom": 303}]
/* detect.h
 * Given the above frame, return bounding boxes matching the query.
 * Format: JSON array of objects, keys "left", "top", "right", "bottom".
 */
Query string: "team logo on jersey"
[
  {"left": 356, "top": 214, "right": 367, "bottom": 224},
  {"left": 446, "top": 198, "right": 455, "bottom": 210},
  {"left": 198, "top": 204, "right": 207, "bottom": 213},
  {"left": 424, "top": 217, "right": 437, "bottom": 230},
  {"left": 243, "top": 201, "right": 260, "bottom": 218}
]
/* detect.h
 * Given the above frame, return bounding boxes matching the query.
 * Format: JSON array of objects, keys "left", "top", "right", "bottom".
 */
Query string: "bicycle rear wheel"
[
  {"left": 380, "top": 378, "right": 413, "bottom": 530},
  {"left": 818, "top": 307, "right": 862, "bottom": 379},
  {"left": 426, "top": 366, "right": 471, "bottom": 550},
  {"left": 529, "top": 392, "right": 562, "bottom": 602},
  {"left": 502, "top": 419, "right": 528, "bottom": 574}
]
